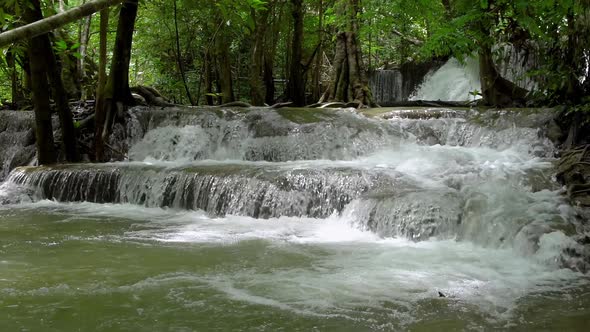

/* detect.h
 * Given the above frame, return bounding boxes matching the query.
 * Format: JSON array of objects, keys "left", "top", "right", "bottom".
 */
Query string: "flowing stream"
[{"left": 1, "top": 107, "right": 589, "bottom": 330}]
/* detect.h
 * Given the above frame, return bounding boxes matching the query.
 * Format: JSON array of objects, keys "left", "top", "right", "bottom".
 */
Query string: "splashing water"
[
  {"left": 1, "top": 107, "right": 588, "bottom": 330},
  {"left": 411, "top": 58, "right": 482, "bottom": 101}
]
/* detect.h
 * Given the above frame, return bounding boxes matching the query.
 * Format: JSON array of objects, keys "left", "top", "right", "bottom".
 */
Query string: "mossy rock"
[{"left": 276, "top": 108, "right": 339, "bottom": 124}]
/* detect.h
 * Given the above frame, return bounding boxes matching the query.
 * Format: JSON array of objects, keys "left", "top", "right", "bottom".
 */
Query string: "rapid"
[{"left": 1, "top": 106, "right": 589, "bottom": 330}]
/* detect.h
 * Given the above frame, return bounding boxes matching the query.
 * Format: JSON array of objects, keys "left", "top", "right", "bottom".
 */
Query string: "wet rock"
[
  {"left": 545, "top": 119, "right": 563, "bottom": 143},
  {"left": 0, "top": 111, "right": 36, "bottom": 181}
]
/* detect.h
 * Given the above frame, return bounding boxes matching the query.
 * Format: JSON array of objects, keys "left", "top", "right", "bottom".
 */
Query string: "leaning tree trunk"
[
  {"left": 23, "top": 0, "right": 57, "bottom": 165},
  {"left": 479, "top": 45, "right": 527, "bottom": 106},
  {"left": 0, "top": 0, "right": 124, "bottom": 47},
  {"left": 327, "top": 0, "right": 373, "bottom": 107}
]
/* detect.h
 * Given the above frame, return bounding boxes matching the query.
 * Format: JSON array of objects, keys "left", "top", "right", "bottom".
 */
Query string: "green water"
[{"left": 1, "top": 203, "right": 589, "bottom": 331}]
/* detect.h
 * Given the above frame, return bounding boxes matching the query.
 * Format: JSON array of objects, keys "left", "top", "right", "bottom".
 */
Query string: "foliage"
[{"left": 0, "top": 0, "right": 588, "bottom": 105}]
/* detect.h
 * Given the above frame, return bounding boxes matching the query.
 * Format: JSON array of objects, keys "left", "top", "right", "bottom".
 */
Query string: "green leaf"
[{"left": 55, "top": 40, "right": 68, "bottom": 51}]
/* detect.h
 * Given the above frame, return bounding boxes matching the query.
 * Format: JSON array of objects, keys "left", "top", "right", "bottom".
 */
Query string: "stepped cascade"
[
  {"left": 1, "top": 106, "right": 589, "bottom": 330},
  {"left": 1, "top": 106, "right": 584, "bottom": 256}
]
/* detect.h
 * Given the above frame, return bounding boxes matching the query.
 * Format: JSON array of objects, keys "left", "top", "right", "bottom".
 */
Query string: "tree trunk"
[
  {"left": 263, "top": 0, "right": 284, "bottom": 105},
  {"left": 47, "top": 39, "right": 80, "bottom": 162},
  {"left": 249, "top": 8, "right": 269, "bottom": 106},
  {"left": 6, "top": 49, "right": 25, "bottom": 106},
  {"left": 287, "top": 0, "right": 305, "bottom": 106},
  {"left": 204, "top": 52, "right": 214, "bottom": 105},
  {"left": 94, "top": 8, "right": 109, "bottom": 161},
  {"left": 477, "top": 1, "right": 528, "bottom": 106},
  {"left": 0, "top": 0, "right": 124, "bottom": 47},
  {"left": 173, "top": 0, "right": 195, "bottom": 105},
  {"left": 327, "top": 0, "right": 373, "bottom": 106},
  {"left": 263, "top": 54, "right": 276, "bottom": 105},
  {"left": 58, "top": 0, "right": 66, "bottom": 12},
  {"left": 311, "top": 0, "right": 324, "bottom": 101},
  {"left": 55, "top": 30, "right": 82, "bottom": 100},
  {"left": 78, "top": 2, "right": 92, "bottom": 100},
  {"left": 479, "top": 45, "right": 528, "bottom": 106},
  {"left": 214, "top": 28, "right": 234, "bottom": 104},
  {"left": 102, "top": 0, "right": 138, "bottom": 145},
  {"left": 564, "top": 8, "right": 581, "bottom": 101},
  {"left": 23, "top": 0, "right": 80, "bottom": 162},
  {"left": 24, "top": 0, "right": 57, "bottom": 165}
]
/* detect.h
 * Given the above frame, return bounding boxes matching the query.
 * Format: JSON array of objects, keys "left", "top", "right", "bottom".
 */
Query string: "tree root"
[
  {"left": 130, "top": 85, "right": 174, "bottom": 107},
  {"left": 270, "top": 102, "right": 293, "bottom": 109},
  {"left": 217, "top": 101, "right": 253, "bottom": 108}
]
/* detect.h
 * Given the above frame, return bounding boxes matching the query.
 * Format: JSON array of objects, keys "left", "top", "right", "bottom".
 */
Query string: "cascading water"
[
  {"left": 369, "top": 70, "right": 403, "bottom": 105},
  {"left": 410, "top": 57, "right": 482, "bottom": 101},
  {"left": 1, "top": 106, "right": 589, "bottom": 330}
]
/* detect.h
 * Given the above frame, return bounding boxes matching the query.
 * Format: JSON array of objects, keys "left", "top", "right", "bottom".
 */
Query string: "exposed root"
[{"left": 218, "top": 101, "right": 253, "bottom": 108}]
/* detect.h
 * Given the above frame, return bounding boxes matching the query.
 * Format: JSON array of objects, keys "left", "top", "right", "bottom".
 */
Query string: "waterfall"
[
  {"left": 495, "top": 43, "right": 538, "bottom": 91},
  {"left": 2, "top": 105, "right": 585, "bottom": 272},
  {"left": 6, "top": 163, "right": 390, "bottom": 218},
  {"left": 410, "top": 57, "right": 482, "bottom": 101},
  {"left": 369, "top": 70, "right": 403, "bottom": 105}
]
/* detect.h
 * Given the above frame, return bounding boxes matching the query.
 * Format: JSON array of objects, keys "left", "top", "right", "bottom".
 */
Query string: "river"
[{"left": 1, "top": 107, "right": 589, "bottom": 331}]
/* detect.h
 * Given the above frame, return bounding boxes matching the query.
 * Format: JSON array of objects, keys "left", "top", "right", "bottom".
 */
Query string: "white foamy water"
[
  {"left": 129, "top": 125, "right": 213, "bottom": 162},
  {"left": 411, "top": 57, "right": 482, "bottom": 101}
]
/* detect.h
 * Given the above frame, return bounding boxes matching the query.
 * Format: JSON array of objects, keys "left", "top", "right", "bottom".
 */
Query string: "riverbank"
[{"left": 555, "top": 108, "right": 590, "bottom": 249}]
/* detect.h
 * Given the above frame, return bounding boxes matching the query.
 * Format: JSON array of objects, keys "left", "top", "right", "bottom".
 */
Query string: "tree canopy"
[{"left": 0, "top": 0, "right": 588, "bottom": 107}]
